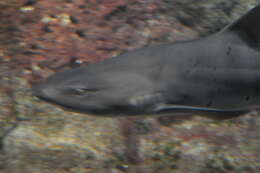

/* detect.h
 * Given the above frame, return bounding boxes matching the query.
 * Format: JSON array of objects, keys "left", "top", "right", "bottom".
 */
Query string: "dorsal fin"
[{"left": 221, "top": 4, "right": 260, "bottom": 44}]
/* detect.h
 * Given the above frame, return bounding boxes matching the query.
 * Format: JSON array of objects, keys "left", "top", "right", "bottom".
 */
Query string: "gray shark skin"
[{"left": 34, "top": 4, "right": 260, "bottom": 119}]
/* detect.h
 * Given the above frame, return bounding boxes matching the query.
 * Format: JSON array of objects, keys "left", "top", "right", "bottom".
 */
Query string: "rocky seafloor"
[{"left": 0, "top": 0, "right": 259, "bottom": 173}]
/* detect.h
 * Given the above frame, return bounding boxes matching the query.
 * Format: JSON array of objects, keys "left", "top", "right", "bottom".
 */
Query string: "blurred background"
[{"left": 0, "top": 0, "right": 259, "bottom": 173}]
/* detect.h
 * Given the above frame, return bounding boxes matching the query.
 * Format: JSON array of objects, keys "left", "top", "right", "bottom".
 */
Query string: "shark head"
[{"left": 33, "top": 58, "right": 164, "bottom": 116}]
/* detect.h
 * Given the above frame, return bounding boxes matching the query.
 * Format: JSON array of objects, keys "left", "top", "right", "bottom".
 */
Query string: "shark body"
[{"left": 34, "top": 4, "right": 260, "bottom": 119}]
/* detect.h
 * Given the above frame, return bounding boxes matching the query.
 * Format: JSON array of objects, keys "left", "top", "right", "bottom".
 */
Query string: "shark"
[{"left": 33, "top": 4, "right": 260, "bottom": 119}]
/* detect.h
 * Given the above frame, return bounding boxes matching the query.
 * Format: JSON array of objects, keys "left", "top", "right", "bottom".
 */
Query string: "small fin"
[{"left": 221, "top": 4, "right": 260, "bottom": 44}]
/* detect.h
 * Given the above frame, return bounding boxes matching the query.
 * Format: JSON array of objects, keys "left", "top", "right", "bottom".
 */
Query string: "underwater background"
[{"left": 0, "top": 0, "right": 259, "bottom": 173}]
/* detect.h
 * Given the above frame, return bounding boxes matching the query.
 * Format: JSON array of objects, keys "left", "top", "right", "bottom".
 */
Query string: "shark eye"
[
  {"left": 71, "top": 88, "right": 99, "bottom": 96},
  {"left": 73, "top": 88, "right": 87, "bottom": 95}
]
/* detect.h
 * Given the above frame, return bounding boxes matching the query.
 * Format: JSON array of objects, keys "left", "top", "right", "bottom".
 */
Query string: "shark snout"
[{"left": 33, "top": 83, "right": 56, "bottom": 101}]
